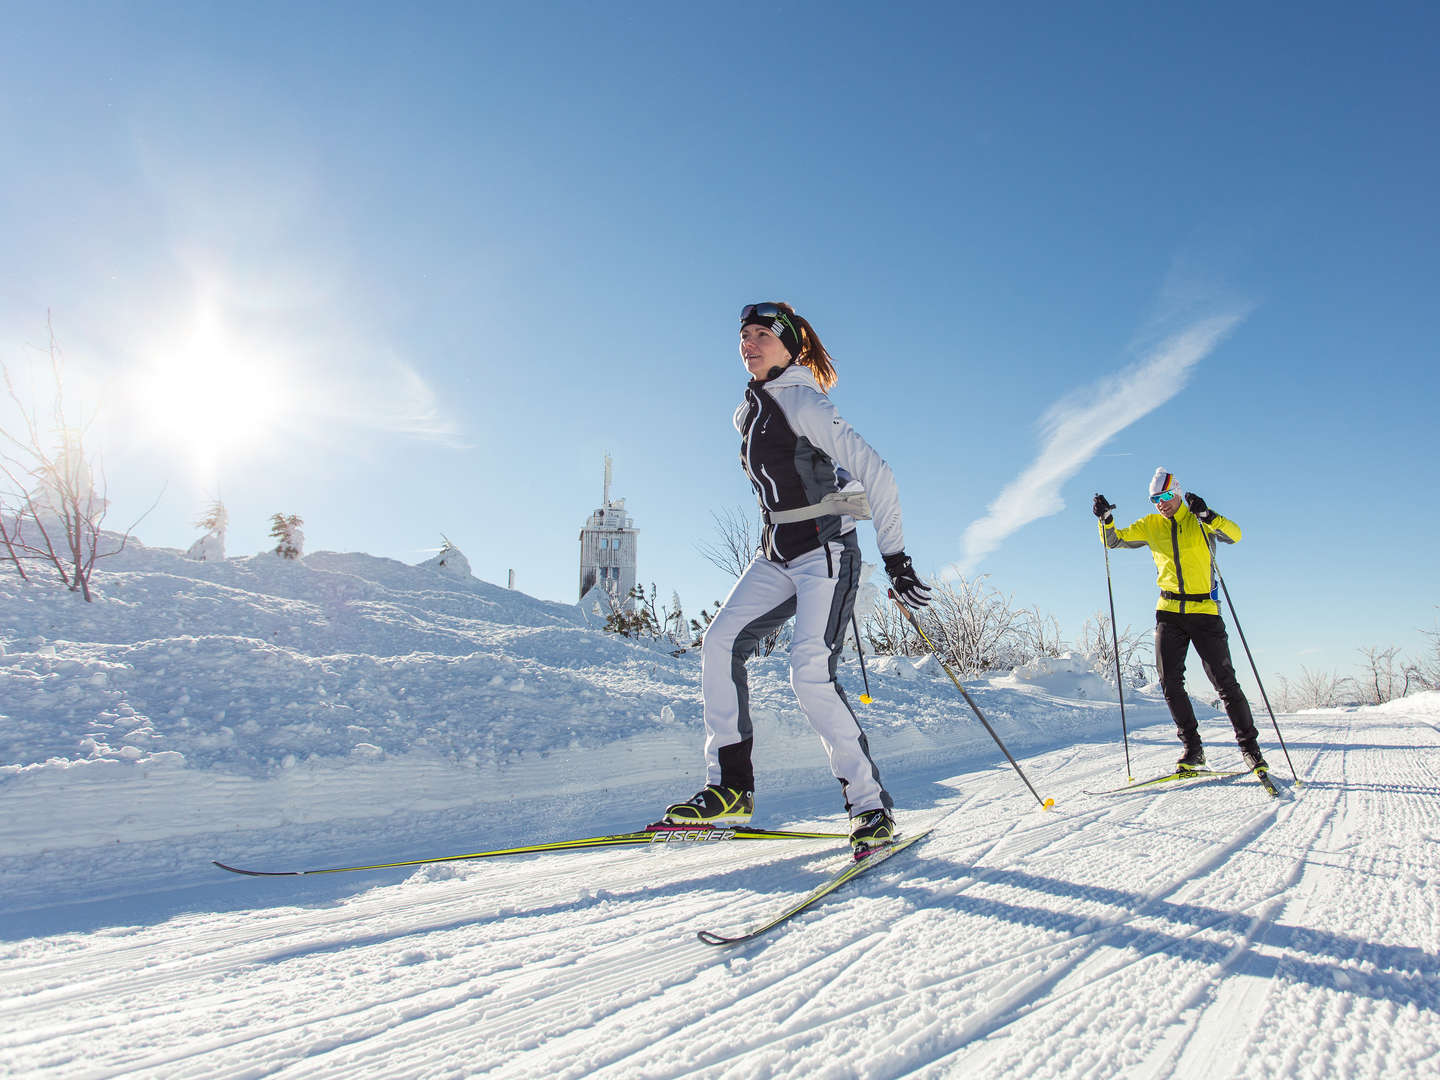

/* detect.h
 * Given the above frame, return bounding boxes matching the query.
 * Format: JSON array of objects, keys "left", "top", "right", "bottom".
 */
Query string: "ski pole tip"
[
  {"left": 859, "top": 693, "right": 873, "bottom": 704},
  {"left": 1041, "top": 797, "right": 1055, "bottom": 810}
]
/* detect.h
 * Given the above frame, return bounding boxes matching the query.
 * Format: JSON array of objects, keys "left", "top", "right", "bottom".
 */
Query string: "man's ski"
[
  {"left": 1083, "top": 768, "right": 1243, "bottom": 796},
  {"left": 697, "top": 828, "right": 933, "bottom": 947},
  {"left": 1252, "top": 768, "right": 1281, "bottom": 798},
  {"left": 213, "top": 823, "right": 847, "bottom": 877}
]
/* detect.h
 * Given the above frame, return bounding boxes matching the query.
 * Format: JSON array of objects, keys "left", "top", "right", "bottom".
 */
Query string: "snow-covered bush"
[
  {"left": 862, "top": 573, "right": 1062, "bottom": 676},
  {"left": 604, "top": 583, "right": 691, "bottom": 654}
]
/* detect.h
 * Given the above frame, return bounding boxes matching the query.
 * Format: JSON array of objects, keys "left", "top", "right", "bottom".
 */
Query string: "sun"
[{"left": 128, "top": 321, "right": 291, "bottom": 477}]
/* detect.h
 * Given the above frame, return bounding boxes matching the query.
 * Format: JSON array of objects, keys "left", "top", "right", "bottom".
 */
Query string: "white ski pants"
[{"left": 699, "top": 531, "right": 891, "bottom": 816}]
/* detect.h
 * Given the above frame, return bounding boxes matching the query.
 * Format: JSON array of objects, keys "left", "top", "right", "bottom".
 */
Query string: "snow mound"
[
  {"left": 995, "top": 652, "right": 1119, "bottom": 701},
  {"left": 868, "top": 654, "right": 923, "bottom": 679},
  {"left": 1368, "top": 689, "right": 1440, "bottom": 718},
  {"left": 185, "top": 532, "right": 225, "bottom": 562},
  {"left": 911, "top": 653, "right": 945, "bottom": 678}
]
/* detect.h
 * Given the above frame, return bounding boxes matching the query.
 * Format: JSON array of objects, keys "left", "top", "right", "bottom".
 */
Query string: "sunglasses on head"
[
  {"left": 1150, "top": 490, "right": 1179, "bottom": 505},
  {"left": 740, "top": 303, "right": 798, "bottom": 338}
]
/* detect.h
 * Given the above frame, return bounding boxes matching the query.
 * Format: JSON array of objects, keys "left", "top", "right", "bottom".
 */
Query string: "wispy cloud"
[
  {"left": 951, "top": 310, "right": 1247, "bottom": 576},
  {"left": 298, "top": 346, "right": 471, "bottom": 448}
]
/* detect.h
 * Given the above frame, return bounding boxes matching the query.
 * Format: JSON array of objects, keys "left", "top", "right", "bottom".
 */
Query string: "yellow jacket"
[{"left": 1100, "top": 503, "right": 1240, "bottom": 615}]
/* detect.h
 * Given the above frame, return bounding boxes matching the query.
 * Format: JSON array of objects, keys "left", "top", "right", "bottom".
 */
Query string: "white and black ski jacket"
[{"left": 733, "top": 364, "right": 907, "bottom": 564}]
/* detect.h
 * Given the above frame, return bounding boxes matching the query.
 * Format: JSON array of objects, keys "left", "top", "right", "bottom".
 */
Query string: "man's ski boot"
[
  {"left": 1176, "top": 743, "right": 1206, "bottom": 774},
  {"left": 663, "top": 785, "right": 753, "bottom": 825},
  {"left": 1240, "top": 745, "right": 1269, "bottom": 773},
  {"left": 1240, "top": 744, "right": 1279, "bottom": 796},
  {"left": 849, "top": 808, "right": 895, "bottom": 857}
]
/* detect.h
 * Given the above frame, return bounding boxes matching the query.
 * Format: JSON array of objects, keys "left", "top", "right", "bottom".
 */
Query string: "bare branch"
[
  {"left": 0, "top": 313, "right": 158, "bottom": 597},
  {"left": 696, "top": 506, "right": 762, "bottom": 580},
  {"left": 1079, "top": 610, "right": 1152, "bottom": 687}
]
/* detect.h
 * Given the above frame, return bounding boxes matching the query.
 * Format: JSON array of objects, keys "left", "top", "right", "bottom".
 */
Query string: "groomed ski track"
[{"left": 2, "top": 707, "right": 1437, "bottom": 1079}]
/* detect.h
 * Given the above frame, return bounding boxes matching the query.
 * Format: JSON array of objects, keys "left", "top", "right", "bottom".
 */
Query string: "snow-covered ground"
[{"left": 2, "top": 545, "right": 1437, "bottom": 1078}]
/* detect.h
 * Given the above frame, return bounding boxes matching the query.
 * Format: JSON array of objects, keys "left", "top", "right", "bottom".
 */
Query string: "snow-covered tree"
[
  {"left": 186, "top": 499, "right": 228, "bottom": 562},
  {"left": 1408, "top": 622, "right": 1440, "bottom": 692},
  {"left": 418, "top": 535, "right": 471, "bottom": 578},
  {"left": 665, "top": 589, "right": 687, "bottom": 642},
  {"left": 1079, "top": 610, "right": 1152, "bottom": 688},
  {"left": 269, "top": 513, "right": 304, "bottom": 560}
]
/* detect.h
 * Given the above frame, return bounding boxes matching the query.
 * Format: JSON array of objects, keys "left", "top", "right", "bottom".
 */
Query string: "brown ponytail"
[{"left": 772, "top": 302, "right": 837, "bottom": 391}]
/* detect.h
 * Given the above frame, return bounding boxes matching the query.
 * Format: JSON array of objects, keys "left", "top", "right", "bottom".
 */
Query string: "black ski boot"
[
  {"left": 1176, "top": 743, "right": 1206, "bottom": 773},
  {"left": 663, "top": 785, "right": 753, "bottom": 825},
  {"left": 1240, "top": 744, "right": 1269, "bottom": 773},
  {"left": 849, "top": 808, "right": 896, "bottom": 856}
]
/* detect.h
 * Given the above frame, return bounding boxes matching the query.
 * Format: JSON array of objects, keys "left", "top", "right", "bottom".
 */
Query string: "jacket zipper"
[
  {"left": 740, "top": 391, "right": 762, "bottom": 498},
  {"left": 1170, "top": 518, "right": 1185, "bottom": 614},
  {"left": 742, "top": 392, "right": 787, "bottom": 562}
]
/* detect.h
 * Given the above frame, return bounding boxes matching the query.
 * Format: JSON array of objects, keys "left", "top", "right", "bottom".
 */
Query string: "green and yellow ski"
[
  {"left": 213, "top": 823, "right": 847, "bottom": 877},
  {"left": 697, "top": 829, "right": 933, "bottom": 947},
  {"left": 1083, "top": 768, "right": 1245, "bottom": 797}
]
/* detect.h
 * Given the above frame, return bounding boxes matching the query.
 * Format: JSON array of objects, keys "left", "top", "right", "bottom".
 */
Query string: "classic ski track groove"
[
  {"left": 521, "top": 809, "right": 1093, "bottom": 1077},
  {"left": 584, "top": 758, "right": 1322, "bottom": 1078},
  {"left": 1141, "top": 711, "right": 1360, "bottom": 1078},
  {"left": 5, "top": 710, "right": 1439, "bottom": 1079},
  {"left": 910, "top": 714, "right": 1438, "bottom": 1079},
  {"left": 862, "top": 822, "right": 1302, "bottom": 1075},
  {"left": 475, "top": 834, "right": 948, "bottom": 1065}
]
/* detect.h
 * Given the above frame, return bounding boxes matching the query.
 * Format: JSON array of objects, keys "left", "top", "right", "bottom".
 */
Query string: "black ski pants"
[{"left": 1154, "top": 611, "right": 1260, "bottom": 751}]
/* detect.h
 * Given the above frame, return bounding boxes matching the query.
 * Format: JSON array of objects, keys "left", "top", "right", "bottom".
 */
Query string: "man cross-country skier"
[{"left": 1092, "top": 468, "right": 1270, "bottom": 775}]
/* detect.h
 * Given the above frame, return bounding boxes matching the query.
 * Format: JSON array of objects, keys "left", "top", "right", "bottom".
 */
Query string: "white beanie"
[{"left": 1149, "top": 467, "right": 1182, "bottom": 499}]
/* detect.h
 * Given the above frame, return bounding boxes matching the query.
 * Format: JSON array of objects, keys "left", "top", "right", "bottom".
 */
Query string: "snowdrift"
[{"left": 3, "top": 538, "right": 1176, "bottom": 898}]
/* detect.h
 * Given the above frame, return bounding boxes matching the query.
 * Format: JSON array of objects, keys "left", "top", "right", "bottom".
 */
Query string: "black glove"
[
  {"left": 1185, "top": 492, "right": 1216, "bottom": 523},
  {"left": 1092, "top": 493, "right": 1115, "bottom": 523},
  {"left": 883, "top": 551, "right": 931, "bottom": 610}
]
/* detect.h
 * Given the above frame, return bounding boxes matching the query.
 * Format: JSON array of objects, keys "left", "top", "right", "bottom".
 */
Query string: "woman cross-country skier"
[
  {"left": 1092, "top": 468, "right": 1270, "bottom": 775},
  {"left": 662, "top": 301, "right": 931, "bottom": 854}
]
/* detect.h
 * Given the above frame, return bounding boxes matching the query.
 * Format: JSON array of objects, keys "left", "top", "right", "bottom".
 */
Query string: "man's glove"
[
  {"left": 1092, "top": 493, "right": 1115, "bottom": 523},
  {"left": 883, "top": 551, "right": 931, "bottom": 610},
  {"left": 1185, "top": 492, "right": 1216, "bottom": 523}
]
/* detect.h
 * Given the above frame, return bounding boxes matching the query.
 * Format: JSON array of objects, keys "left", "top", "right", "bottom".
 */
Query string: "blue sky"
[{"left": 3, "top": 2, "right": 1436, "bottom": 693}]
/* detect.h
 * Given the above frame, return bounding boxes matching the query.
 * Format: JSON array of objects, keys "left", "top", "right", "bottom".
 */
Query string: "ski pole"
[
  {"left": 1096, "top": 499, "right": 1133, "bottom": 781},
  {"left": 888, "top": 589, "right": 1055, "bottom": 810},
  {"left": 1209, "top": 545, "right": 1301, "bottom": 785},
  {"left": 852, "top": 614, "right": 874, "bottom": 703}
]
